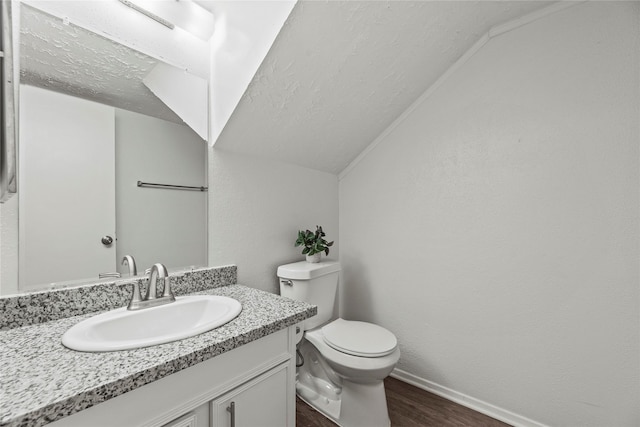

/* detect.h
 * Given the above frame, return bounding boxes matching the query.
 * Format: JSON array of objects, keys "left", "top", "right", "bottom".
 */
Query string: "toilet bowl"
[
  {"left": 278, "top": 261, "right": 400, "bottom": 427},
  {"left": 297, "top": 319, "right": 400, "bottom": 427},
  {"left": 306, "top": 319, "right": 400, "bottom": 382}
]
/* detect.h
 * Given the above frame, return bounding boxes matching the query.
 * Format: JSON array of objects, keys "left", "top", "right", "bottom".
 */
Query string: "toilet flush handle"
[{"left": 280, "top": 279, "right": 293, "bottom": 287}]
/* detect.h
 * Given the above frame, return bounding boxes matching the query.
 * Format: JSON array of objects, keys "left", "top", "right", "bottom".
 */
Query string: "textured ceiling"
[
  {"left": 20, "top": 4, "right": 183, "bottom": 123},
  {"left": 214, "top": 1, "right": 553, "bottom": 175}
]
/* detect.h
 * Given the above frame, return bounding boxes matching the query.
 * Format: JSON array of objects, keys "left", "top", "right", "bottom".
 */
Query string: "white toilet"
[{"left": 278, "top": 260, "right": 400, "bottom": 427}]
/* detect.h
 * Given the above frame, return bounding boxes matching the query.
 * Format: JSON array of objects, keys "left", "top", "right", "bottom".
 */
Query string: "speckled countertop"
[{"left": 0, "top": 284, "right": 316, "bottom": 427}]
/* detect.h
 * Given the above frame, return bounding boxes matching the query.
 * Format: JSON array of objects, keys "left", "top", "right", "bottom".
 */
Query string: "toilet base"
[
  {"left": 339, "top": 380, "right": 391, "bottom": 427},
  {"left": 296, "top": 378, "right": 391, "bottom": 427},
  {"left": 296, "top": 378, "right": 341, "bottom": 422},
  {"left": 296, "top": 340, "right": 391, "bottom": 427}
]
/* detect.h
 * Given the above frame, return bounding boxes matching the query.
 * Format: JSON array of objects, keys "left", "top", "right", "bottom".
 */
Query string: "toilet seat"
[
  {"left": 304, "top": 327, "right": 401, "bottom": 377},
  {"left": 321, "top": 318, "right": 397, "bottom": 358}
]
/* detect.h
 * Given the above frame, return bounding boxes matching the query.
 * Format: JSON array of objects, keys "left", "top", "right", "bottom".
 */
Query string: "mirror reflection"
[{"left": 16, "top": 2, "right": 211, "bottom": 293}]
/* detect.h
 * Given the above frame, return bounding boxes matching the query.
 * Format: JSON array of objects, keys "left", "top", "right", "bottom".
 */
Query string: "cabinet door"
[{"left": 211, "top": 364, "right": 289, "bottom": 427}]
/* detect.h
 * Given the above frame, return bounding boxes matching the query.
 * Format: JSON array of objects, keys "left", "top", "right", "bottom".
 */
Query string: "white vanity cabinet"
[{"left": 49, "top": 327, "right": 296, "bottom": 427}]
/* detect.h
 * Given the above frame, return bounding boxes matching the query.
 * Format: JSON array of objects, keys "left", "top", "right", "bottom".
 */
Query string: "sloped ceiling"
[
  {"left": 20, "top": 4, "right": 183, "bottom": 123},
  {"left": 214, "top": 1, "right": 553, "bottom": 175}
]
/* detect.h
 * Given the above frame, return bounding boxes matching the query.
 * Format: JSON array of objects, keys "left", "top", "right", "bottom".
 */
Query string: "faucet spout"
[
  {"left": 146, "top": 263, "right": 167, "bottom": 300},
  {"left": 127, "top": 262, "right": 175, "bottom": 311},
  {"left": 122, "top": 255, "right": 137, "bottom": 277}
]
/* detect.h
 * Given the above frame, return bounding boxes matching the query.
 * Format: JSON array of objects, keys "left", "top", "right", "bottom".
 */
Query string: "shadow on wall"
[
  {"left": 340, "top": 254, "right": 374, "bottom": 322},
  {"left": 341, "top": 255, "right": 447, "bottom": 385}
]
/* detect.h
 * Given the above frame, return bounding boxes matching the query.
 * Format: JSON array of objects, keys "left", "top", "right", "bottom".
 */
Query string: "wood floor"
[{"left": 296, "top": 377, "right": 510, "bottom": 427}]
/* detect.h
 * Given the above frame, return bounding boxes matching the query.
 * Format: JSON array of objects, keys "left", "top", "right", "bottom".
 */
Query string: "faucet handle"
[
  {"left": 127, "top": 281, "right": 143, "bottom": 310},
  {"left": 162, "top": 275, "right": 175, "bottom": 300}
]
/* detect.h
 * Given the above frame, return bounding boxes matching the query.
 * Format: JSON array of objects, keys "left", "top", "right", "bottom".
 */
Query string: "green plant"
[{"left": 295, "top": 226, "right": 334, "bottom": 256}]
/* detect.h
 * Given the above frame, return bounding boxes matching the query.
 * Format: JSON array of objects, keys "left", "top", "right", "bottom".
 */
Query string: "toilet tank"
[{"left": 278, "top": 260, "right": 340, "bottom": 331}]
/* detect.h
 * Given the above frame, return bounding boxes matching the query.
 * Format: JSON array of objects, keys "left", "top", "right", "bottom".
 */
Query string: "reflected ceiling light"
[
  {"left": 118, "top": 0, "right": 175, "bottom": 30},
  {"left": 119, "top": 0, "right": 215, "bottom": 41}
]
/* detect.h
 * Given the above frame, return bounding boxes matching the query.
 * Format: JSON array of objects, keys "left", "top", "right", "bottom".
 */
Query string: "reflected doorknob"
[{"left": 101, "top": 235, "right": 114, "bottom": 246}]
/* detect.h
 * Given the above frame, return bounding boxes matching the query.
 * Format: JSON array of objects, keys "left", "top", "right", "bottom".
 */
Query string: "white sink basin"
[{"left": 62, "top": 295, "right": 242, "bottom": 352}]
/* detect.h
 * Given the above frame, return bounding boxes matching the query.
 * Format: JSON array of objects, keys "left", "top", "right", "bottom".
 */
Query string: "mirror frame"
[{"left": 1, "top": 0, "right": 17, "bottom": 203}]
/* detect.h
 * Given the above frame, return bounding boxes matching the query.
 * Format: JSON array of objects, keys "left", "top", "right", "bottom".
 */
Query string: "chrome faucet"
[
  {"left": 127, "top": 263, "right": 176, "bottom": 310},
  {"left": 122, "top": 255, "right": 137, "bottom": 277}
]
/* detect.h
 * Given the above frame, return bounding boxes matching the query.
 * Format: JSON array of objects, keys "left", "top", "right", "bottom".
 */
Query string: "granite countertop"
[{"left": 0, "top": 284, "right": 316, "bottom": 427}]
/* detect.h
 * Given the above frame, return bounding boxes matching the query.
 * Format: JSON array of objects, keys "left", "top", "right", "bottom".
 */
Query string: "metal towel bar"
[{"left": 137, "top": 180, "right": 208, "bottom": 192}]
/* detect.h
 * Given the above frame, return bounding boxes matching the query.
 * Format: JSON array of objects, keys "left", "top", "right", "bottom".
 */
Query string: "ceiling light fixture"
[{"left": 118, "top": 0, "right": 175, "bottom": 30}]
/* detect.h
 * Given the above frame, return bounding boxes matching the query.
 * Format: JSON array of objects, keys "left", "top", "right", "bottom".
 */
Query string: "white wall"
[
  {"left": 115, "top": 109, "right": 207, "bottom": 274},
  {"left": 0, "top": 196, "right": 18, "bottom": 295},
  {"left": 143, "top": 63, "right": 209, "bottom": 140},
  {"left": 339, "top": 3, "right": 639, "bottom": 426},
  {"left": 208, "top": 0, "right": 296, "bottom": 144},
  {"left": 208, "top": 149, "right": 338, "bottom": 294}
]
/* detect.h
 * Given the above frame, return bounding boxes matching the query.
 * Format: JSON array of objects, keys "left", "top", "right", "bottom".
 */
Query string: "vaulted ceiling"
[
  {"left": 21, "top": 0, "right": 555, "bottom": 170},
  {"left": 20, "top": 4, "right": 183, "bottom": 124},
  {"left": 214, "top": 1, "right": 553, "bottom": 175},
  {"left": 19, "top": 0, "right": 212, "bottom": 126}
]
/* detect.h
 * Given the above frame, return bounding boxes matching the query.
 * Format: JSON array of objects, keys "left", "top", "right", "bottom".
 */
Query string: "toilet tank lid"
[{"left": 277, "top": 260, "right": 341, "bottom": 280}]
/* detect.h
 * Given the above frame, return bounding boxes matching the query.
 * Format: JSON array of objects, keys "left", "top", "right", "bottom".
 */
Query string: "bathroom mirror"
[{"left": 10, "top": 2, "right": 210, "bottom": 294}]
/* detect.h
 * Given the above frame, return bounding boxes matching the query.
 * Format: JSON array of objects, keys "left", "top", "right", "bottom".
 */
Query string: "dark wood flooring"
[{"left": 296, "top": 377, "right": 510, "bottom": 427}]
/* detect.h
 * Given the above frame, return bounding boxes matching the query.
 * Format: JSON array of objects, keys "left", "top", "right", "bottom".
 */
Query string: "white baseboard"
[{"left": 390, "top": 369, "right": 549, "bottom": 427}]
